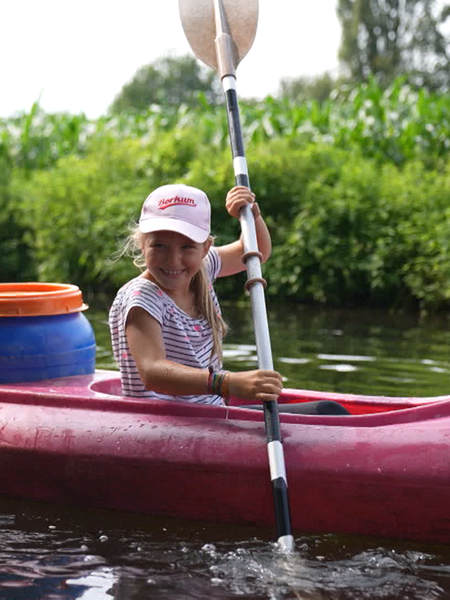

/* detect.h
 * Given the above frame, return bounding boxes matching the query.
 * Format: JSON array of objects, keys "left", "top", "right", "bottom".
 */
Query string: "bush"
[
  {"left": 0, "top": 155, "right": 36, "bottom": 282},
  {"left": 3, "top": 78, "right": 450, "bottom": 311},
  {"left": 15, "top": 139, "right": 151, "bottom": 292},
  {"left": 266, "top": 152, "right": 450, "bottom": 310}
]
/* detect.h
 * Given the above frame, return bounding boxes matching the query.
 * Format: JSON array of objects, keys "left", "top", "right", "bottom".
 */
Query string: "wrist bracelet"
[
  {"left": 207, "top": 367, "right": 230, "bottom": 399},
  {"left": 207, "top": 366, "right": 214, "bottom": 395}
]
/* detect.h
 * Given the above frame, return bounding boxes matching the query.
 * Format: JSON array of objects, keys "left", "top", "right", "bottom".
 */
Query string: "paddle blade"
[{"left": 179, "top": 0, "right": 259, "bottom": 72}]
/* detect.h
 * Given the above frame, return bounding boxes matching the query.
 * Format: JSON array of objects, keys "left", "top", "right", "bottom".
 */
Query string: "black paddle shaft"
[
  {"left": 223, "top": 83, "right": 293, "bottom": 541},
  {"left": 224, "top": 87, "right": 250, "bottom": 188}
]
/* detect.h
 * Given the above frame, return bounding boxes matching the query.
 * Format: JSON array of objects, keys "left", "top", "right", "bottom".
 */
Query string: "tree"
[
  {"left": 110, "top": 55, "right": 222, "bottom": 113},
  {"left": 337, "top": 0, "right": 450, "bottom": 90},
  {"left": 277, "top": 73, "right": 336, "bottom": 104}
]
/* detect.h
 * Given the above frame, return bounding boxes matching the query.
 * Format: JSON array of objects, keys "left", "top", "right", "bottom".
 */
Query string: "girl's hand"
[
  {"left": 228, "top": 369, "right": 283, "bottom": 402},
  {"left": 225, "top": 186, "right": 260, "bottom": 220}
]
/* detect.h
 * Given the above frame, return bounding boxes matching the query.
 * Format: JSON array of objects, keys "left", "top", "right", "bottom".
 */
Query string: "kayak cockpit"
[
  {"left": 1, "top": 370, "right": 449, "bottom": 426},
  {"left": 88, "top": 372, "right": 450, "bottom": 422}
]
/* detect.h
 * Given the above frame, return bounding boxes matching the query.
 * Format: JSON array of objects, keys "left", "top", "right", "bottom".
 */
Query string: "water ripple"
[{"left": 1, "top": 504, "right": 450, "bottom": 599}]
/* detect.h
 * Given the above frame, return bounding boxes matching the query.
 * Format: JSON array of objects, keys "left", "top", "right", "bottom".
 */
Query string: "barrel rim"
[{"left": 0, "top": 282, "right": 88, "bottom": 316}]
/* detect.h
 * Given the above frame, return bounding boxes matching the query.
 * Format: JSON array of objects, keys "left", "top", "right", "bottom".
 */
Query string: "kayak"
[
  {"left": 1, "top": 369, "right": 449, "bottom": 544},
  {"left": 1, "top": 283, "right": 449, "bottom": 544}
]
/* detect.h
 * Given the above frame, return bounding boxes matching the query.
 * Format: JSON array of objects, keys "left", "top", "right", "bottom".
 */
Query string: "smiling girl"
[{"left": 109, "top": 183, "right": 283, "bottom": 406}]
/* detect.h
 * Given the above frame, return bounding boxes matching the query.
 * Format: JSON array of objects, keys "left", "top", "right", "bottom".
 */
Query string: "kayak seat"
[{"left": 243, "top": 400, "right": 351, "bottom": 416}]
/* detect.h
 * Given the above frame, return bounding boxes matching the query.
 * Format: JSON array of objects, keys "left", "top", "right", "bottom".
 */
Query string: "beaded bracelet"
[
  {"left": 207, "top": 366, "right": 230, "bottom": 399},
  {"left": 207, "top": 366, "right": 214, "bottom": 395}
]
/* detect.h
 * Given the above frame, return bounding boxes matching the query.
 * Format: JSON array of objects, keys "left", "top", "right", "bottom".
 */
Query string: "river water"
[{"left": 1, "top": 302, "right": 450, "bottom": 599}]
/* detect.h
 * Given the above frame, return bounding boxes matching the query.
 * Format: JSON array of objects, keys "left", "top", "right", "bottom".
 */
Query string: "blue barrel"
[{"left": 0, "top": 283, "right": 96, "bottom": 384}]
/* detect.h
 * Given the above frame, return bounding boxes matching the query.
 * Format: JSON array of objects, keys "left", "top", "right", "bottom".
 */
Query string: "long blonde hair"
[{"left": 120, "top": 225, "right": 228, "bottom": 364}]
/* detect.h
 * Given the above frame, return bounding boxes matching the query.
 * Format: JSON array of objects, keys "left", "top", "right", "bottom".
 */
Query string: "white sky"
[{"left": 0, "top": 0, "right": 341, "bottom": 118}]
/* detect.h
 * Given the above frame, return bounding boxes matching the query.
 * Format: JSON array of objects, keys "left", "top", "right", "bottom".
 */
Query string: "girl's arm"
[
  {"left": 126, "top": 307, "right": 210, "bottom": 396},
  {"left": 126, "top": 306, "right": 282, "bottom": 401},
  {"left": 217, "top": 186, "right": 272, "bottom": 278}
]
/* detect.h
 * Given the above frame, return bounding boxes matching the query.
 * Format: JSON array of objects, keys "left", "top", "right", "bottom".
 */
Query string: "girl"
[
  {"left": 110, "top": 183, "right": 350, "bottom": 415},
  {"left": 109, "top": 183, "right": 283, "bottom": 406}
]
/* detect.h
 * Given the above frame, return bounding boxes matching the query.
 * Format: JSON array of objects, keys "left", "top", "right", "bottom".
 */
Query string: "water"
[
  {"left": 2, "top": 499, "right": 450, "bottom": 599},
  {"left": 96, "top": 301, "right": 450, "bottom": 397},
  {"left": 2, "top": 302, "right": 450, "bottom": 599}
]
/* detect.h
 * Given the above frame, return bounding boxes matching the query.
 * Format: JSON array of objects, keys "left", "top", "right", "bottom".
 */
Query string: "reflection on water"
[
  {"left": 226, "top": 305, "right": 450, "bottom": 397},
  {"left": 2, "top": 302, "right": 450, "bottom": 599}
]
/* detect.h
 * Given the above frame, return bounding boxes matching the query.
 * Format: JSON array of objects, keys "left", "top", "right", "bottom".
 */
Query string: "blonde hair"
[{"left": 120, "top": 224, "right": 228, "bottom": 364}]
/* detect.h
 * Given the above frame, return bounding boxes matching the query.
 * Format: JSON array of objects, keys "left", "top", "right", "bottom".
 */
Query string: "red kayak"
[{"left": 1, "top": 369, "right": 449, "bottom": 544}]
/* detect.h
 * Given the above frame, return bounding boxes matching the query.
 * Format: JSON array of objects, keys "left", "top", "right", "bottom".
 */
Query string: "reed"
[
  {"left": 2, "top": 78, "right": 450, "bottom": 309},
  {"left": 1, "top": 78, "right": 449, "bottom": 173}
]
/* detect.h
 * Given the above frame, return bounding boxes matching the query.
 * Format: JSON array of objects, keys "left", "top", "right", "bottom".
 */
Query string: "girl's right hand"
[
  {"left": 225, "top": 186, "right": 257, "bottom": 219},
  {"left": 228, "top": 370, "right": 283, "bottom": 402}
]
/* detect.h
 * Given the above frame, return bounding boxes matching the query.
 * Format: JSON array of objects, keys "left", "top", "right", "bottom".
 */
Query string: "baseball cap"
[{"left": 139, "top": 184, "right": 211, "bottom": 243}]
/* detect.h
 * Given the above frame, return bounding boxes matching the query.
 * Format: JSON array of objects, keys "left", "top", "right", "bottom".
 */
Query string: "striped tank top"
[{"left": 109, "top": 247, "right": 224, "bottom": 405}]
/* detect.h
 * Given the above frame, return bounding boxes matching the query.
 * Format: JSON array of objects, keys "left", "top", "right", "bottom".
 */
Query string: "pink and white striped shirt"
[{"left": 109, "top": 248, "right": 224, "bottom": 405}]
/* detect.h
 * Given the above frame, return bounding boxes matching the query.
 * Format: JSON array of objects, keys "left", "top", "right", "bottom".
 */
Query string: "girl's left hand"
[{"left": 225, "top": 186, "right": 260, "bottom": 219}]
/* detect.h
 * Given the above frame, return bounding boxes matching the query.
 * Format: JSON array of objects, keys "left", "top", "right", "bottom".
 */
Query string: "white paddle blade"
[{"left": 179, "top": 0, "right": 259, "bottom": 72}]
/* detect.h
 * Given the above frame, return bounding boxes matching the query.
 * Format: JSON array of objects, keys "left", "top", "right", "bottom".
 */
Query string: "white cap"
[{"left": 139, "top": 184, "right": 211, "bottom": 243}]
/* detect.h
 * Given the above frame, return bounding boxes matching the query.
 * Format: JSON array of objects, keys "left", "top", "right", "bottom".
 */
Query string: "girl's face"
[{"left": 142, "top": 231, "right": 211, "bottom": 295}]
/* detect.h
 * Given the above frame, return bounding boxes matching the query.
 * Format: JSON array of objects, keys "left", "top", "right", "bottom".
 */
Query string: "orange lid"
[{"left": 0, "top": 283, "right": 88, "bottom": 317}]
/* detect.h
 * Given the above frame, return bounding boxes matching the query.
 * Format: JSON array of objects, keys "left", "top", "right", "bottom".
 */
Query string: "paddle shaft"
[
  {"left": 222, "top": 75, "right": 294, "bottom": 552},
  {"left": 178, "top": 0, "right": 294, "bottom": 552}
]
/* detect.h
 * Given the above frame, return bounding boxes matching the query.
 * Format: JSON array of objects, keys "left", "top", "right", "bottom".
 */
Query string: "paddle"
[{"left": 179, "top": 0, "right": 294, "bottom": 552}]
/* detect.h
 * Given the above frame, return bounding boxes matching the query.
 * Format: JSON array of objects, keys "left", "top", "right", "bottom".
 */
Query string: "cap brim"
[{"left": 139, "top": 217, "right": 209, "bottom": 243}]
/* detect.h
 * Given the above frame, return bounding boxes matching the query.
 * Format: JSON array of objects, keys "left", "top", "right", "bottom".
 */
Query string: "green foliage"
[
  {"left": 109, "top": 55, "right": 221, "bottom": 113},
  {"left": 337, "top": 0, "right": 450, "bottom": 91},
  {"left": 0, "top": 103, "right": 91, "bottom": 172},
  {"left": 0, "top": 156, "right": 35, "bottom": 282},
  {"left": 264, "top": 150, "right": 450, "bottom": 310},
  {"left": 2, "top": 78, "right": 450, "bottom": 311},
  {"left": 15, "top": 139, "right": 151, "bottom": 292},
  {"left": 385, "top": 164, "right": 450, "bottom": 308},
  {"left": 2, "top": 78, "right": 449, "bottom": 171},
  {"left": 278, "top": 73, "right": 336, "bottom": 104}
]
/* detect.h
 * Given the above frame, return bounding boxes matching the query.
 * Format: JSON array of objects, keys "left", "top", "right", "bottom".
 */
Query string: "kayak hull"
[{"left": 1, "top": 370, "right": 450, "bottom": 544}]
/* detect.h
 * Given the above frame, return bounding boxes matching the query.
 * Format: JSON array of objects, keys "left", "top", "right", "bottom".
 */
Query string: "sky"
[{"left": 1, "top": 0, "right": 341, "bottom": 118}]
